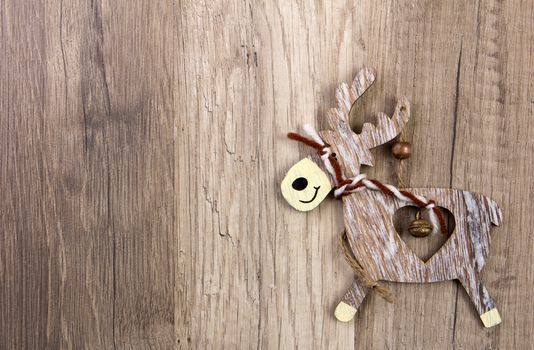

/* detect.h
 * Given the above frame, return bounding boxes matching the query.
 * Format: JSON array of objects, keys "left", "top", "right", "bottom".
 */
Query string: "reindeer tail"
[{"left": 485, "top": 196, "right": 503, "bottom": 226}]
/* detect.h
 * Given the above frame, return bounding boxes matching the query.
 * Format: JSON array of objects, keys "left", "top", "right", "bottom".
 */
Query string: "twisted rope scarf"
[{"left": 288, "top": 124, "right": 447, "bottom": 235}]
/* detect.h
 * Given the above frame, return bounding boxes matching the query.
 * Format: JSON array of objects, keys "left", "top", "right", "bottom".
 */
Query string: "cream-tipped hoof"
[
  {"left": 335, "top": 301, "right": 357, "bottom": 322},
  {"left": 480, "top": 308, "right": 501, "bottom": 328}
]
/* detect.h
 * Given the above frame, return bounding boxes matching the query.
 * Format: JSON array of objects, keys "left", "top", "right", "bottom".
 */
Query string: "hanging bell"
[{"left": 408, "top": 211, "right": 432, "bottom": 238}]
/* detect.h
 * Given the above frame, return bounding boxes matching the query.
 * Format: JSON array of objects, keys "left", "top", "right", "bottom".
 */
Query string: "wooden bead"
[{"left": 391, "top": 141, "right": 412, "bottom": 159}]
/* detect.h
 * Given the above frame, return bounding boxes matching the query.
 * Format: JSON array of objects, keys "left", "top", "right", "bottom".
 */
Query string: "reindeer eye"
[{"left": 292, "top": 177, "right": 308, "bottom": 191}]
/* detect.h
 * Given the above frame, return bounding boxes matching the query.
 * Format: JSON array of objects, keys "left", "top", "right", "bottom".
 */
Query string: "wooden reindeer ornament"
[{"left": 281, "top": 67, "right": 503, "bottom": 328}]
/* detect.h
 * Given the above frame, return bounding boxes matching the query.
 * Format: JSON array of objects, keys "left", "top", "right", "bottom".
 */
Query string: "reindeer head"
[
  {"left": 280, "top": 155, "right": 334, "bottom": 211},
  {"left": 281, "top": 67, "right": 411, "bottom": 211}
]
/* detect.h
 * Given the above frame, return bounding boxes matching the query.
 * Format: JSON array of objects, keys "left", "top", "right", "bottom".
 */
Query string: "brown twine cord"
[
  {"left": 338, "top": 231, "right": 394, "bottom": 303},
  {"left": 396, "top": 113, "right": 408, "bottom": 189},
  {"left": 397, "top": 159, "right": 407, "bottom": 189},
  {"left": 287, "top": 132, "right": 324, "bottom": 152}
]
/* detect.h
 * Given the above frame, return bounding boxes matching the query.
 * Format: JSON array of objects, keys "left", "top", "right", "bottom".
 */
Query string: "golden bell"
[{"left": 409, "top": 211, "right": 432, "bottom": 237}]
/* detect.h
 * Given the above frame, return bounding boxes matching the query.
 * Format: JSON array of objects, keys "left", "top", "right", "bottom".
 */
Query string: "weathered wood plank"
[
  {"left": 176, "top": 1, "right": 264, "bottom": 348},
  {"left": 2, "top": 0, "right": 534, "bottom": 348},
  {"left": 1, "top": 1, "right": 116, "bottom": 348},
  {"left": 253, "top": 2, "right": 363, "bottom": 348},
  {"left": 0, "top": 1, "right": 176, "bottom": 349},
  {"left": 451, "top": 0, "right": 534, "bottom": 348},
  {"left": 347, "top": 2, "right": 470, "bottom": 348},
  {"left": 99, "top": 1, "right": 176, "bottom": 348}
]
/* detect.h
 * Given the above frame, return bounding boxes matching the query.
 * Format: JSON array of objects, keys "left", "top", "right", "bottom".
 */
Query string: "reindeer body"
[
  {"left": 343, "top": 188, "right": 501, "bottom": 283},
  {"left": 281, "top": 67, "right": 503, "bottom": 327},
  {"left": 338, "top": 188, "right": 502, "bottom": 327}
]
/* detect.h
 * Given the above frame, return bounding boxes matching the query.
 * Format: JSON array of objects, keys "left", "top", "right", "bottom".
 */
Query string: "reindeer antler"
[
  {"left": 360, "top": 99, "right": 411, "bottom": 150},
  {"left": 319, "top": 67, "right": 411, "bottom": 177}
]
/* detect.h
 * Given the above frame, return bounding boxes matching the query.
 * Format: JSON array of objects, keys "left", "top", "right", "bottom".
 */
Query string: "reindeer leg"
[
  {"left": 457, "top": 269, "right": 501, "bottom": 328},
  {"left": 334, "top": 279, "right": 369, "bottom": 322}
]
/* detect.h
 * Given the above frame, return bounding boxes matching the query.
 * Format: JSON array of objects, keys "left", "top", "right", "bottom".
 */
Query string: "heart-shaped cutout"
[{"left": 393, "top": 206, "right": 456, "bottom": 262}]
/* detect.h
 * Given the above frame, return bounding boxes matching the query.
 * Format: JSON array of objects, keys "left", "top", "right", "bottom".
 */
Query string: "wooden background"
[{"left": 1, "top": 0, "right": 533, "bottom": 349}]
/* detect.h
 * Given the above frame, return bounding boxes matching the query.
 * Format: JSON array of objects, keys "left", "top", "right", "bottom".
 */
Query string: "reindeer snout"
[{"left": 281, "top": 158, "right": 333, "bottom": 211}]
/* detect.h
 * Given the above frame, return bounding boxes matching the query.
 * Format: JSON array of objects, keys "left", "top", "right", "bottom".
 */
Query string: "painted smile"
[{"left": 299, "top": 186, "right": 321, "bottom": 203}]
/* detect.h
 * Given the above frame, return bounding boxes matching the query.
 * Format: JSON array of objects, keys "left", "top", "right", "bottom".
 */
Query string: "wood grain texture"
[
  {"left": 1, "top": 0, "right": 175, "bottom": 349},
  {"left": 1, "top": 0, "right": 533, "bottom": 349}
]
